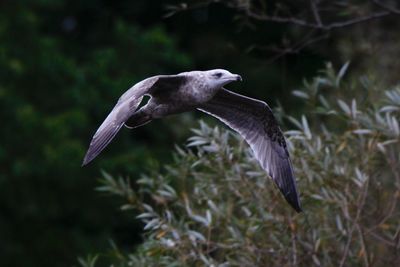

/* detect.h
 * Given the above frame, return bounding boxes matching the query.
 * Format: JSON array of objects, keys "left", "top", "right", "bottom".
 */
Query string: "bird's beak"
[{"left": 234, "top": 74, "right": 242, "bottom": 82}]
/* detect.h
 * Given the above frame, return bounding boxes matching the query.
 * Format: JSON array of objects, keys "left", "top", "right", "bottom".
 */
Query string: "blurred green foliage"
[
  {"left": 0, "top": 2, "right": 194, "bottom": 267},
  {"left": 91, "top": 64, "right": 400, "bottom": 266}
]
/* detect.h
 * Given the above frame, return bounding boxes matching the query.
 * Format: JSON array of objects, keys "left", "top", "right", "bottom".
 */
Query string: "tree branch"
[
  {"left": 245, "top": 9, "right": 391, "bottom": 30},
  {"left": 325, "top": 11, "right": 391, "bottom": 30},
  {"left": 168, "top": 0, "right": 399, "bottom": 59},
  {"left": 356, "top": 224, "right": 370, "bottom": 267},
  {"left": 248, "top": 31, "right": 330, "bottom": 63},
  {"left": 372, "top": 0, "right": 400, "bottom": 15},
  {"left": 310, "top": 0, "right": 323, "bottom": 27},
  {"left": 244, "top": 9, "right": 319, "bottom": 29},
  {"left": 339, "top": 179, "right": 369, "bottom": 267}
]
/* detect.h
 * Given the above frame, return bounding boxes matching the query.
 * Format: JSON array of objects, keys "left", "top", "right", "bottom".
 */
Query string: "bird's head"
[{"left": 205, "top": 69, "right": 242, "bottom": 89}]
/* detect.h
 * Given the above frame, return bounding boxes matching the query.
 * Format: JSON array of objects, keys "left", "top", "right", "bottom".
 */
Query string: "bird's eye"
[{"left": 213, "top": 72, "right": 223, "bottom": 78}]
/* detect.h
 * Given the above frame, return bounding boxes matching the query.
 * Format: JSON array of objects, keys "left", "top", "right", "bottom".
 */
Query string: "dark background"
[{"left": 1, "top": 1, "right": 399, "bottom": 266}]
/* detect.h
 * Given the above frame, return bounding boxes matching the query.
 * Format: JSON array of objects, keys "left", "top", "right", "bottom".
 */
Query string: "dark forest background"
[{"left": 1, "top": 1, "right": 400, "bottom": 266}]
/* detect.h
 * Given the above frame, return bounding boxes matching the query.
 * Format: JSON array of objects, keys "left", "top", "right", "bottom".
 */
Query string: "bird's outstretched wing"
[
  {"left": 82, "top": 75, "right": 186, "bottom": 166},
  {"left": 198, "top": 88, "right": 301, "bottom": 212}
]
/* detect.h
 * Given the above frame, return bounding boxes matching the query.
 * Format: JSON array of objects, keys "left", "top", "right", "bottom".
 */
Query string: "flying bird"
[{"left": 82, "top": 69, "right": 302, "bottom": 212}]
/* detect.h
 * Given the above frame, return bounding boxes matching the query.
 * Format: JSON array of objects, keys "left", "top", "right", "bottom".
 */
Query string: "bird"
[{"left": 82, "top": 69, "right": 302, "bottom": 212}]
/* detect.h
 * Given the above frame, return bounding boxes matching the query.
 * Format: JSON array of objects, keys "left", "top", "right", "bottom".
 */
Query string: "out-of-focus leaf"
[
  {"left": 336, "top": 61, "right": 350, "bottom": 86},
  {"left": 292, "top": 90, "right": 310, "bottom": 99},
  {"left": 337, "top": 99, "right": 351, "bottom": 115}
]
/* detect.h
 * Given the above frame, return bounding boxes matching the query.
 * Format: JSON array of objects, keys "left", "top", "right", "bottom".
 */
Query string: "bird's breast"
[{"left": 178, "top": 81, "right": 218, "bottom": 105}]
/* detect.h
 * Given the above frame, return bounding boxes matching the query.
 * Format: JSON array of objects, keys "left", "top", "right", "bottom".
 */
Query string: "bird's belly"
[{"left": 150, "top": 102, "right": 193, "bottom": 118}]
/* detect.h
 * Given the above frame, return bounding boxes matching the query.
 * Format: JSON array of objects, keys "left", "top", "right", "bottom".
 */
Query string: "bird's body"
[
  {"left": 82, "top": 69, "right": 302, "bottom": 212},
  {"left": 138, "top": 72, "right": 215, "bottom": 117}
]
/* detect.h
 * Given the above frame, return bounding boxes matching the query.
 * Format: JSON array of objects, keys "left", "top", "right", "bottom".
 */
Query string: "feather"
[
  {"left": 198, "top": 88, "right": 302, "bottom": 212},
  {"left": 82, "top": 75, "right": 186, "bottom": 166}
]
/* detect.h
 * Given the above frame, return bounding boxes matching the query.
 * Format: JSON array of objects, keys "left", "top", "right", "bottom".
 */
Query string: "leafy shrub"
[{"left": 84, "top": 63, "right": 400, "bottom": 266}]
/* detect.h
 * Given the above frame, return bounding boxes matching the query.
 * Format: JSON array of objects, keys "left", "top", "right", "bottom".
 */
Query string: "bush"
[{"left": 84, "top": 63, "right": 400, "bottom": 266}]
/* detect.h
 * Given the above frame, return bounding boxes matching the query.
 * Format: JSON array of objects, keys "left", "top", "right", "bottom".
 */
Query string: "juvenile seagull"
[{"left": 82, "top": 69, "right": 302, "bottom": 212}]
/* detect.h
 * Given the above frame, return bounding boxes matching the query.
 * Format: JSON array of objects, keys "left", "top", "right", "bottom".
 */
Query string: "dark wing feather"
[
  {"left": 198, "top": 88, "right": 301, "bottom": 212},
  {"left": 82, "top": 75, "right": 186, "bottom": 166}
]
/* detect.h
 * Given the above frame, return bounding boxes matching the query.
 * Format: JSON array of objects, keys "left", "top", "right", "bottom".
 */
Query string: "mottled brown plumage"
[{"left": 82, "top": 69, "right": 302, "bottom": 212}]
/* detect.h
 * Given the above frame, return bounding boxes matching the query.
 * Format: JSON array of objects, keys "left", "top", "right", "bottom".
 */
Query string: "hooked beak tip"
[{"left": 235, "top": 74, "right": 242, "bottom": 82}]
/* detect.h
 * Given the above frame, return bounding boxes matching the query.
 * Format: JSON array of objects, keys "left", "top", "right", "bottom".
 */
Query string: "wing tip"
[
  {"left": 280, "top": 188, "right": 302, "bottom": 213},
  {"left": 81, "top": 123, "right": 124, "bottom": 167},
  {"left": 81, "top": 151, "right": 94, "bottom": 167},
  {"left": 288, "top": 197, "right": 303, "bottom": 213},
  {"left": 276, "top": 160, "right": 302, "bottom": 213}
]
